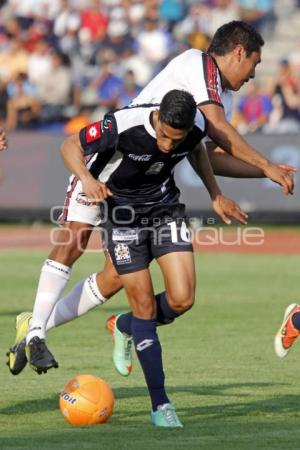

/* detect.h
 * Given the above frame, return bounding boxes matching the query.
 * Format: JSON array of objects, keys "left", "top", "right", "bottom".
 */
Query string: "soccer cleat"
[
  {"left": 106, "top": 314, "right": 133, "bottom": 377},
  {"left": 26, "top": 337, "right": 59, "bottom": 374},
  {"left": 6, "top": 312, "right": 32, "bottom": 375},
  {"left": 151, "top": 403, "right": 183, "bottom": 428},
  {"left": 274, "top": 303, "right": 300, "bottom": 358}
]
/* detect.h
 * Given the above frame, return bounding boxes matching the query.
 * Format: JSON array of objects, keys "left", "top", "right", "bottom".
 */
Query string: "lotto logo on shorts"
[
  {"left": 114, "top": 243, "right": 131, "bottom": 264},
  {"left": 86, "top": 122, "right": 101, "bottom": 143}
]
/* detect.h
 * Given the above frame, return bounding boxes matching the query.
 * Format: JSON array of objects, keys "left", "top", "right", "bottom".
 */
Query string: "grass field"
[{"left": 1, "top": 249, "right": 300, "bottom": 450}]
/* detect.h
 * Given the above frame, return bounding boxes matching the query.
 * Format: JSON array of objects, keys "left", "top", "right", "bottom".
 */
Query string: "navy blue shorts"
[{"left": 102, "top": 203, "right": 193, "bottom": 275}]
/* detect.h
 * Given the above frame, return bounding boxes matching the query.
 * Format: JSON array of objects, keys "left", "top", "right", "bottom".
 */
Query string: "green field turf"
[{"left": 0, "top": 249, "right": 300, "bottom": 450}]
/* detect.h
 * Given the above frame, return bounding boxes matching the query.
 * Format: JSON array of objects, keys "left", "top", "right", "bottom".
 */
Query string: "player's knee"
[
  {"left": 167, "top": 288, "right": 195, "bottom": 313},
  {"left": 96, "top": 270, "right": 123, "bottom": 298},
  {"left": 50, "top": 234, "right": 84, "bottom": 266},
  {"left": 50, "top": 225, "right": 92, "bottom": 266},
  {"left": 129, "top": 291, "right": 156, "bottom": 319}
]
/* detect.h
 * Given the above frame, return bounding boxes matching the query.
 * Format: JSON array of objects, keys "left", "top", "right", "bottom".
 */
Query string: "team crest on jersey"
[
  {"left": 114, "top": 243, "right": 131, "bottom": 264},
  {"left": 86, "top": 122, "right": 101, "bottom": 143},
  {"left": 145, "top": 162, "right": 164, "bottom": 175}
]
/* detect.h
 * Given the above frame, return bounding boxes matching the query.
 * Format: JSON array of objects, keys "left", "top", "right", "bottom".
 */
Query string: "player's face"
[
  {"left": 229, "top": 49, "right": 261, "bottom": 91},
  {"left": 155, "top": 121, "right": 190, "bottom": 153}
]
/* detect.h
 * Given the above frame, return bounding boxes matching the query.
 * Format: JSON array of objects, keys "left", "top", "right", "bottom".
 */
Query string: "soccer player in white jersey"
[{"left": 7, "top": 21, "right": 295, "bottom": 376}]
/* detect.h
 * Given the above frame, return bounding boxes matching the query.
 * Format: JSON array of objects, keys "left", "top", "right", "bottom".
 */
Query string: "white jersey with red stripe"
[{"left": 131, "top": 49, "right": 233, "bottom": 121}]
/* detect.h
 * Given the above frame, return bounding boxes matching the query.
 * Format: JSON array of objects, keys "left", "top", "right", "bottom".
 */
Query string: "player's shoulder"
[{"left": 174, "top": 48, "right": 204, "bottom": 65}]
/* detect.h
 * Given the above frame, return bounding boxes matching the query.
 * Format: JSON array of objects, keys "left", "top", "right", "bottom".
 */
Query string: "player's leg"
[
  {"left": 274, "top": 303, "right": 300, "bottom": 358},
  {"left": 46, "top": 255, "right": 122, "bottom": 330},
  {"left": 7, "top": 251, "right": 124, "bottom": 375},
  {"left": 108, "top": 213, "right": 195, "bottom": 376},
  {"left": 7, "top": 221, "right": 92, "bottom": 375},
  {"left": 119, "top": 268, "right": 182, "bottom": 427},
  {"left": 25, "top": 221, "right": 93, "bottom": 374}
]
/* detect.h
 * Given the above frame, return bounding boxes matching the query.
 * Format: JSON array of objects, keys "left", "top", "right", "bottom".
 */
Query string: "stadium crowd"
[{"left": 0, "top": 0, "right": 300, "bottom": 133}]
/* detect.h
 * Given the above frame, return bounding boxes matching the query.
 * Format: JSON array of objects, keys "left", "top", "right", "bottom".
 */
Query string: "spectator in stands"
[
  {"left": 237, "top": 0, "right": 276, "bottom": 37},
  {"left": 27, "top": 38, "right": 52, "bottom": 86},
  {"left": 35, "top": 50, "right": 72, "bottom": 124},
  {"left": 6, "top": 72, "right": 40, "bottom": 130},
  {"left": 93, "top": 61, "right": 123, "bottom": 114},
  {"left": 0, "top": 37, "right": 28, "bottom": 82},
  {"left": 235, "top": 80, "right": 273, "bottom": 133},
  {"left": 159, "top": 0, "right": 186, "bottom": 30},
  {"left": 100, "top": 20, "right": 135, "bottom": 60},
  {"left": 175, "top": 3, "right": 211, "bottom": 51},
  {"left": 137, "top": 18, "right": 172, "bottom": 71},
  {"left": 80, "top": 0, "right": 108, "bottom": 43},
  {"left": 53, "top": 0, "right": 81, "bottom": 39},
  {"left": 207, "top": 0, "right": 239, "bottom": 36},
  {"left": 266, "top": 59, "right": 300, "bottom": 133},
  {"left": 117, "top": 69, "right": 142, "bottom": 108}
]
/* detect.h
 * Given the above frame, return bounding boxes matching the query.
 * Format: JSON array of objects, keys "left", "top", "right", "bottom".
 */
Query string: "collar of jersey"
[{"left": 144, "top": 107, "right": 158, "bottom": 139}]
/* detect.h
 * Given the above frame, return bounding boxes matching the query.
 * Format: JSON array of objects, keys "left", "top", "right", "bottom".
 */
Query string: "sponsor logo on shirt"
[
  {"left": 171, "top": 151, "right": 189, "bottom": 158},
  {"left": 145, "top": 162, "right": 164, "bottom": 175},
  {"left": 86, "top": 122, "right": 101, "bottom": 143},
  {"left": 128, "top": 154, "right": 152, "bottom": 161},
  {"left": 112, "top": 228, "right": 138, "bottom": 242}
]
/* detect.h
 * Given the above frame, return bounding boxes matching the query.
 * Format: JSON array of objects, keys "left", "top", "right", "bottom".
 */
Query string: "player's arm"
[
  {"left": 203, "top": 142, "right": 297, "bottom": 178},
  {"left": 198, "top": 103, "right": 294, "bottom": 194},
  {"left": 206, "top": 142, "right": 264, "bottom": 177},
  {"left": 188, "top": 144, "right": 248, "bottom": 225},
  {"left": 0, "top": 130, "right": 7, "bottom": 151},
  {"left": 60, "top": 124, "right": 112, "bottom": 202}
]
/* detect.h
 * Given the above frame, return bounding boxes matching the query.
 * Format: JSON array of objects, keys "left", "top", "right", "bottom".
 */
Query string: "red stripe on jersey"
[
  {"left": 203, "top": 54, "right": 222, "bottom": 104},
  {"left": 86, "top": 122, "right": 101, "bottom": 143}
]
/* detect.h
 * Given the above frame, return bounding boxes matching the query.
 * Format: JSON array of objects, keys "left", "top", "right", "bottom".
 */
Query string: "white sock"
[
  {"left": 26, "top": 259, "right": 71, "bottom": 343},
  {"left": 46, "top": 273, "right": 107, "bottom": 330}
]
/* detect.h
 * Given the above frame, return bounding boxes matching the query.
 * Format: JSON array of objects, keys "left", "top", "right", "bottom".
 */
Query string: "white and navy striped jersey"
[
  {"left": 131, "top": 49, "right": 233, "bottom": 122},
  {"left": 79, "top": 105, "right": 206, "bottom": 207}
]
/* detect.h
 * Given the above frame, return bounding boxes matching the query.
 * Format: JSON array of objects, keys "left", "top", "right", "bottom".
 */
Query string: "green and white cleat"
[
  {"left": 6, "top": 311, "right": 32, "bottom": 375},
  {"left": 106, "top": 314, "right": 133, "bottom": 377},
  {"left": 151, "top": 403, "right": 183, "bottom": 428}
]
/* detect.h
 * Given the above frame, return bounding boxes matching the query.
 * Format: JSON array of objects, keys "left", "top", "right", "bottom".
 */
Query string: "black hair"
[
  {"left": 207, "top": 21, "right": 264, "bottom": 57},
  {"left": 159, "top": 89, "right": 196, "bottom": 130}
]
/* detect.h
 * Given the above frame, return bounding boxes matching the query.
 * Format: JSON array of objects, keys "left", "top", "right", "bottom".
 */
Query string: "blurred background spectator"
[
  {"left": 0, "top": 0, "right": 299, "bottom": 134},
  {"left": 234, "top": 80, "right": 273, "bottom": 133}
]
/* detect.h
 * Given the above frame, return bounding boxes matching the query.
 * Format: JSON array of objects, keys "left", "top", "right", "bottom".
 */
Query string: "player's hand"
[
  {"left": 82, "top": 177, "right": 112, "bottom": 202},
  {"left": 212, "top": 194, "right": 248, "bottom": 225},
  {"left": 278, "top": 164, "right": 298, "bottom": 174},
  {"left": 263, "top": 162, "right": 295, "bottom": 195},
  {"left": 0, "top": 131, "right": 7, "bottom": 151}
]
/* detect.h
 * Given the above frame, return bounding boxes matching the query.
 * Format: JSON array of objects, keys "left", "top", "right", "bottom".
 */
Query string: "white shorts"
[{"left": 58, "top": 155, "right": 101, "bottom": 226}]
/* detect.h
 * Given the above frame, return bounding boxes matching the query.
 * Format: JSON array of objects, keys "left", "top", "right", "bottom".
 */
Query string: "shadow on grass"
[
  {"left": 0, "top": 382, "right": 290, "bottom": 419},
  {"left": 2, "top": 384, "right": 300, "bottom": 450},
  {"left": 0, "top": 394, "right": 58, "bottom": 415}
]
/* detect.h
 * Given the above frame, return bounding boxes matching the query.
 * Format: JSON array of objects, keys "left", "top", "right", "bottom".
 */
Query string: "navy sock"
[
  {"left": 292, "top": 311, "right": 300, "bottom": 330},
  {"left": 131, "top": 316, "right": 169, "bottom": 411},
  {"left": 116, "top": 312, "right": 132, "bottom": 335},
  {"left": 155, "top": 292, "right": 180, "bottom": 325},
  {"left": 116, "top": 292, "right": 180, "bottom": 334}
]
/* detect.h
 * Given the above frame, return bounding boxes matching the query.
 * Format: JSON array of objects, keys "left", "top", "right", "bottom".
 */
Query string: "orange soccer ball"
[{"left": 59, "top": 374, "right": 115, "bottom": 426}]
